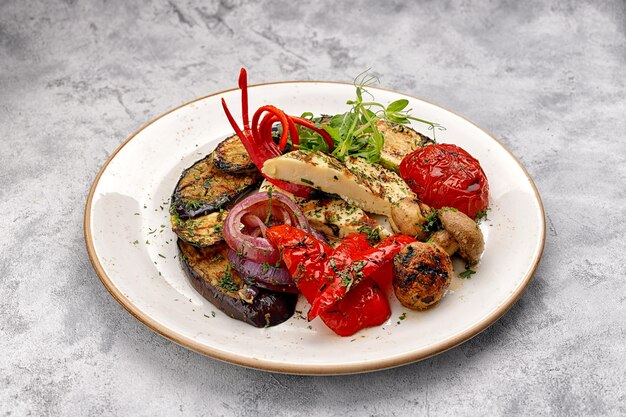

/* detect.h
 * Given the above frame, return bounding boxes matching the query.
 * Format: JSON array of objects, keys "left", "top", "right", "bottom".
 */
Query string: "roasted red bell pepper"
[
  {"left": 321, "top": 278, "right": 390, "bottom": 336},
  {"left": 266, "top": 225, "right": 392, "bottom": 336},
  {"left": 307, "top": 234, "right": 416, "bottom": 319},
  {"left": 334, "top": 233, "right": 372, "bottom": 256},
  {"left": 332, "top": 234, "right": 395, "bottom": 293},
  {"left": 320, "top": 234, "right": 391, "bottom": 336}
]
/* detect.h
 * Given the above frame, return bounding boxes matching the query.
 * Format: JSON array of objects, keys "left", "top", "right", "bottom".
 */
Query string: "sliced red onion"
[
  {"left": 223, "top": 191, "right": 310, "bottom": 264},
  {"left": 228, "top": 249, "right": 298, "bottom": 293}
]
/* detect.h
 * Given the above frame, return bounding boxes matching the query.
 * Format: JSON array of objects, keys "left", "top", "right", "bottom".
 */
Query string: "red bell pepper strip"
[
  {"left": 308, "top": 234, "right": 416, "bottom": 320},
  {"left": 369, "top": 261, "right": 395, "bottom": 293},
  {"left": 266, "top": 225, "right": 391, "bottom": 336},
  {"left": 318, "top": 233, "right": 390, "bottom": 336},
  {"left": 320, "top": 279, "right": 390, "bottom": 336},
  {"left": 267, "top": 226, "right": 334, "bottom": 301},
  {"left": 221, "top": 69, "right": 312, "bottom": 198},
  {"left": 221, "top": 68, "right": 335, "bottom": 198},
  {"left": 332, "top": 233, "right": 394, "bottom": 293},
  {"left": 334, "top": 233, "right": 372, "bottom": 256}
]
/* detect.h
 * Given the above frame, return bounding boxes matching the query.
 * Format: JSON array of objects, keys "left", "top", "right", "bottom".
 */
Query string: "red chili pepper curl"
[{"left": 221, "top": 68, "right": 336, "bottom": 198}]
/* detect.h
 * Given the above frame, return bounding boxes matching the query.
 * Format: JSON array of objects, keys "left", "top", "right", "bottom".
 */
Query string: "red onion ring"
[
  {"left": 228, "top": 249, "right": 298, "bottom": 293},
  {"left": 223, "top": 191, "right": 310, "bottom": 264}
]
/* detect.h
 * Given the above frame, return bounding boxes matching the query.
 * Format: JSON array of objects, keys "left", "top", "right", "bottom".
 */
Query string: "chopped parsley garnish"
[
  {"left": 475, "top": 208, "right": 491, "bottom": 224},
  {"left": 184, "top": 199, "right": 205, "bottom": 211},
  {"left": 265, "top": 188, "right": 273, "bottom": 225},
  {"left": 208, "top": 255, "right": 224, "bottom": 263},
  {"left": 459, "top": 265, "right": 476, "bottom": 279},
  {"left": 357, "top": 225, "right": 381, "bottom": 244},
  {"left": 329, "top": 258, "right": 338, "bottom": 271},
  {"left": 422, "top": 209, "right": 442, "bottom": 233},
  {"left": 217, "top": 265, "right": 239, "bottom": 292},
  {"left": 338, "top": 271, "right": 354, "bottom": 290},
  {"left": 300, "top": 178, "right": 314, "bottom": 185}
]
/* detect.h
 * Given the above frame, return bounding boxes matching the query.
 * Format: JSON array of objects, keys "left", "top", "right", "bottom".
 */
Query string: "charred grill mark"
[
  {"left": 328, "top": 223, "right": 340, "bottom": 237},
  {"left": 213, "top": 134, "right": 256, "bottom": 173},
  {"left": 325, "top": 157, "right": 345, "bottom": 171},
  {"left": 399, "top": 245, "right": 415, "bottom": 267}
]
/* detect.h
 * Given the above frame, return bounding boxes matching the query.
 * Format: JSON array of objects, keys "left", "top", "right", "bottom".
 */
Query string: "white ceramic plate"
[{"left": 85, "top": 81, "right": 545, "bottom": 375}]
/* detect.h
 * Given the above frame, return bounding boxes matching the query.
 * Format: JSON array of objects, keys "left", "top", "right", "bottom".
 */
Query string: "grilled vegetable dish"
[{"left": 169, "top": 68, "right": 489, "bottom": 336}]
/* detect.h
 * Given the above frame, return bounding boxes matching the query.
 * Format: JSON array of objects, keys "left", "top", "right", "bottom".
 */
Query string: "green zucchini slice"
[{"left": 378, "top": 121, "right": 434, "bottom": 171}]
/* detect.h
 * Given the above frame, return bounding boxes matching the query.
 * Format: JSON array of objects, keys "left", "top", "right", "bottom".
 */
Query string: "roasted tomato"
[{"left": 399, "top": 143, "right": 489, "bottom": 218}]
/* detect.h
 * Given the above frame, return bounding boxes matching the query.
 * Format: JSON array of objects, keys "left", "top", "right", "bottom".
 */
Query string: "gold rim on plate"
[{"left": 84, "top": 81, "right": 546, "bottom": 375}]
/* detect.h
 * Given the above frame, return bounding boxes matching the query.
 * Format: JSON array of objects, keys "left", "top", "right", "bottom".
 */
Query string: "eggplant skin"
[
  {"left": 213, "top": 134, "right": 256, "bottom": 173},
  {"left": 172, "top": 153, "right": 261, "bottom": 218},
  {"left": 178, "top": 240, "right": 297, "bottom": 327}
]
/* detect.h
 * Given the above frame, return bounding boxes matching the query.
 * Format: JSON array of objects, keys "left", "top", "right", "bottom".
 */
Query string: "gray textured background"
[{"left": 1, "top": 0, "right": 625, "bottom": 416}]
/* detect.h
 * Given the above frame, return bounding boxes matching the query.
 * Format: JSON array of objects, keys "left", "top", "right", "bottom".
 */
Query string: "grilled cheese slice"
[{"left": 262, "top": 150, "right": 415, "bottom": 217}]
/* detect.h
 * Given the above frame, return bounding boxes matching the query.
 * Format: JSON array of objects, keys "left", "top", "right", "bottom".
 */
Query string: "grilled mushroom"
[
  {"left": 430, "top": 208, "right": 484, "bottom": 265},
  {"left": 392, "top": 242, "right": 453, "bottom": 310},
  {"left": 389, "top": 198, "right": 435, "bottom": 241},
  {"left": 390, "top": 197, "right": 485, "bottom": 265}
]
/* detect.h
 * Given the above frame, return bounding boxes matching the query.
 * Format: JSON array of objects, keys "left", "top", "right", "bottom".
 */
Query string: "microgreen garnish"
[{"left": 295, "top": 70, "right": 445, "bottom": 163}]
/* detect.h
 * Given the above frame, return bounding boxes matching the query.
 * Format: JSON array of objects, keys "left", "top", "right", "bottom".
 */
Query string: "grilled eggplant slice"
[
  {"left": 172, "top": 153, "right": 261, "bottom": 218},
  {"left": 213, "top": 134, "right": 256, "bottom": 173},
  {"left": 178, "top": 240, "right": 297, "bottom": 327},
  {"left": 171, "top": 208, "right": 228, "bottom": 247}
]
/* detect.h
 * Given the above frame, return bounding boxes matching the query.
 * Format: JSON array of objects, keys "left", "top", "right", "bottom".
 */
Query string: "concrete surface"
[{"left": 1, "top": 0, "right": 625, "bottom": 416}]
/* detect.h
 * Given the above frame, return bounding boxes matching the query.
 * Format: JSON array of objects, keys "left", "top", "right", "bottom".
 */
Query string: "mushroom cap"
[{"left": 438, "top": 208, "right": 485, "bottom": 265}]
